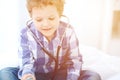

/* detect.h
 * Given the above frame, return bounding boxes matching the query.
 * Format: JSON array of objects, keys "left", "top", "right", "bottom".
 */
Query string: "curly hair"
[{"left": 26, "top": 0, "right": 65, "bottom": 17}]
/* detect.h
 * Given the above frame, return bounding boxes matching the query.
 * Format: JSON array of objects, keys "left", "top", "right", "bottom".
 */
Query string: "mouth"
[{"left": 42, "top": 28, "right": 52, "bottom": 31}]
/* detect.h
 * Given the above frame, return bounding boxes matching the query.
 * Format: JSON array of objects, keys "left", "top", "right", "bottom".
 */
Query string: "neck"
[{"left": 45, "top": 35, "right": 54, "bottom": 43}]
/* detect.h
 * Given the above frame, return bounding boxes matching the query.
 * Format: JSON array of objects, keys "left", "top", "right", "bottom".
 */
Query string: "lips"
[{"left": 42, "top": 28, "right": 52, "bottom": 31}]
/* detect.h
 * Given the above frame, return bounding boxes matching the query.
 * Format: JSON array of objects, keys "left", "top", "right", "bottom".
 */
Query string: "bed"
[
  {"left": 80, "top": 45, "right": 120, "bottom": 80},
  {"left": 0, "top": 44, "right": 120, "bottom": 80}
]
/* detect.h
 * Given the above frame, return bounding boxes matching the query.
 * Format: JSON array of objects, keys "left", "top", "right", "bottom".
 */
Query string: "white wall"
[
  {"left": 108, "top": 39, "right": 120, "bottom": 56},
  {"left": 105, "top": 0, "right": 120, "bottom": 56},
  {"left": 17, "top": 0, "right": 30, "bottom": 29},
  {"left": 0, "top": 0, "right": 19, "bottom": 55},
  {"left": 0, "top": 0, "right": 19, "bottom": 67},
  {"left": 64, "top": 0, "right": 120, "bottom": 56},
  {"left": 64, "top": 0, "right": 105, "bottom": 49}
]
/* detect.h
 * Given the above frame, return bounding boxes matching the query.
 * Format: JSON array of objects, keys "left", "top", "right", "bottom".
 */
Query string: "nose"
[{"left": 42, "top": 19, "right": 49, "bottom": 27}]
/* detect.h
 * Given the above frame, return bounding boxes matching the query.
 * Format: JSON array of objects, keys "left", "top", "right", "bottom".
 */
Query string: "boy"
[{"left": 0, "top": 0, "right": 101, "bottom": 80}]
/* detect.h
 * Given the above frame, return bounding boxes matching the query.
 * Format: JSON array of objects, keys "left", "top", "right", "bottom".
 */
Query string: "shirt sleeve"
[
  {"left": 18, "top": 29, "right": 35, "bottom": 79},
  {"left": 66, "top": 28, "right": 83, "bottom": 80}
]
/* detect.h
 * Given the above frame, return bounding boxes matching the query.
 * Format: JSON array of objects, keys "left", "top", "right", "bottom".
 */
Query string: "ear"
[{"left": 28, "top": 11, "right": 32, "bottom": 18}]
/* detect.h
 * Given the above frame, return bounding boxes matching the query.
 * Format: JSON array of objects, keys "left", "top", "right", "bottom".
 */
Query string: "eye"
[
  {"left": 48, "top": 17, "right": 55, "bottom": 20},
  {"left": 36, "top": 18, "right": 42, "bottom": 22}
]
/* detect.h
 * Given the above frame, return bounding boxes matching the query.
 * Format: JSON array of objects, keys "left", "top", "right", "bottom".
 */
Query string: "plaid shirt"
[{"left": 18, "top": 21, "right": 82, "bottom": 80}]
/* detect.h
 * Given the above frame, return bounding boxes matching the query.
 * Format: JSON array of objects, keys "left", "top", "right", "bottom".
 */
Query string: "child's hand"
[{"left": 21, "top": 74, "right": 36, "bottom": 80}]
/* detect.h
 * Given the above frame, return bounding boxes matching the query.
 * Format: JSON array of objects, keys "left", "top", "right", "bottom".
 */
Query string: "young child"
[{"left": 0, "top": 0, "right": 101, "bottom": 80}]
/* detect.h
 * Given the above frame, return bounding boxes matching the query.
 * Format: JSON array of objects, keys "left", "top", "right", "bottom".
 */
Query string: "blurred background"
[{"left": 0, "top": 0, "right": 120, "bottom": 57}]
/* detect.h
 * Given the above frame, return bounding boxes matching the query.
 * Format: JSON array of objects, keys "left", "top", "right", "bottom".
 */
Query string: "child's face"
[{"left": 31, "top": 5, "right": 60, "bottom": 40}]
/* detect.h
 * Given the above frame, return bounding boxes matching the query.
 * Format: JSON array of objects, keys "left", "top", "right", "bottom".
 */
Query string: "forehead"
[{"left": 32, "top": 5, "right": 58, "bottom": 15}]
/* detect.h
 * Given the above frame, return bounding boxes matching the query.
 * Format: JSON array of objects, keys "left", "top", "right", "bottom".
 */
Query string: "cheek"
[
  {"left": 33, "top": 21, "right": 41, "bottom": 30},
  {"left": 53, "top": 19, "right": 60, "bottom": 27}
]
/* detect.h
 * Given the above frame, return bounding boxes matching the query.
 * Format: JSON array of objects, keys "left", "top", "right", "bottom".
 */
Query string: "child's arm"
[
  {"left": 18, "top": 29, "right": 35, "bottom": 79},
  {"left": 66, "top": 28, "right": 83, "bottom": 80},
  {"left": 21, "top": 74, "right": 36, "bottom": 80}
]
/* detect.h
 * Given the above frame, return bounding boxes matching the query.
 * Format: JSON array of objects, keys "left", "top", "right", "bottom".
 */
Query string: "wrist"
[
  {"left": 26, "top": 77, "right": 33, "bottom": 80},
  {"left": 21, "top": 74, "right": 35, "bottom": 80}
]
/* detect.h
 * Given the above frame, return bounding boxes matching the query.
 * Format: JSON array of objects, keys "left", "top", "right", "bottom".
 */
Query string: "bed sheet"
[{"left": 80, "top": 45, "right": 120, "bottom": 80}]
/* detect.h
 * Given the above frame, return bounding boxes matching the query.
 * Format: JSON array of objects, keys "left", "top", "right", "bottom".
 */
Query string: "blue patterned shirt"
[{"left": 18, "top": 21, "right": 82, "bottom": 80}]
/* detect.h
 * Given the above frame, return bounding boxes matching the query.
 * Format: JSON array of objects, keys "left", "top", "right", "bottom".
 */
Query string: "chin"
[{"left": 43, "top": 33, "right": 54, "bottom": 37}]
